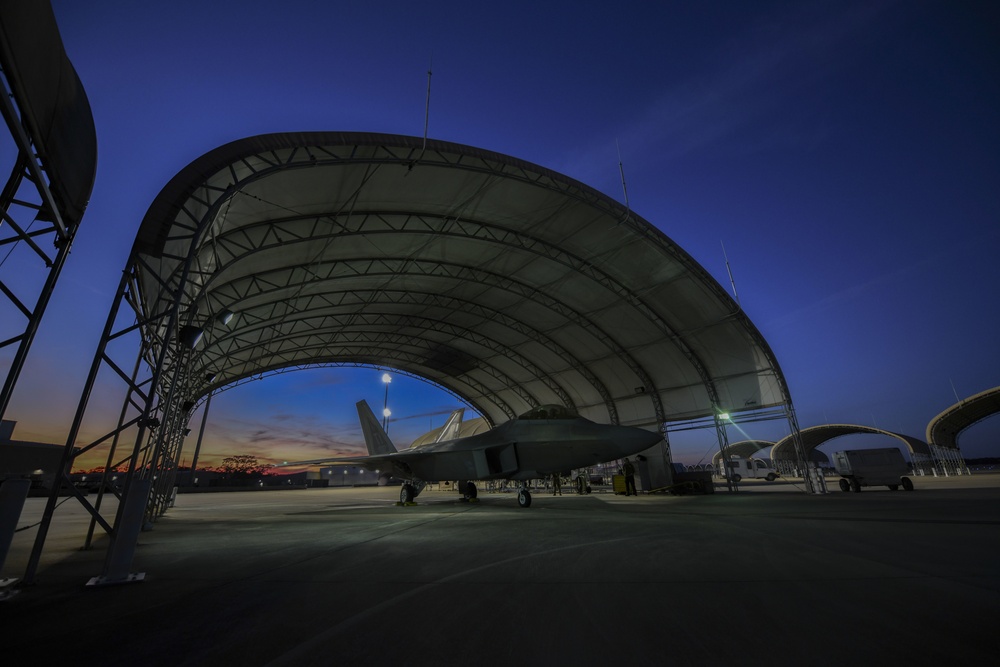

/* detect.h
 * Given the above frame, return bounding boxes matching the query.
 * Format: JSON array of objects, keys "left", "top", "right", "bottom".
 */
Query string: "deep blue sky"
[{"left": 6, "top": 0, "right": 999, "bottom": 466}]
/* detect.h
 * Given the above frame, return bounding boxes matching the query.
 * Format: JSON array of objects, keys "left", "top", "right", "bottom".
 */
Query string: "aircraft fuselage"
[{"left": 392, "top": 417, "right": 661, "bottom": 483}]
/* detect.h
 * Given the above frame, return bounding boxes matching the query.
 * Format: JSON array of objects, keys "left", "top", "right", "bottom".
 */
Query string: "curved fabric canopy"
[
  {"left": 0, "top": 0, "right": 97, "bottom": 227},
  {"left": 134, "top": 132, "right": 791, "bottom": 429},
  {"left": 771, "top": 424, "right": 930, "bottom": 461},
  {"left": 926, "top": 386, "right": 1000, "bottom": 450}
]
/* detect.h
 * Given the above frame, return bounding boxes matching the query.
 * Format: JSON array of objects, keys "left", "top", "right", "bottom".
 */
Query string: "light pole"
[
  {"left": 716, "top": 411, "right": 734, "bottom": 492},
  {"left": 382, "top": 373, "right": 391, "bottom": 432}
]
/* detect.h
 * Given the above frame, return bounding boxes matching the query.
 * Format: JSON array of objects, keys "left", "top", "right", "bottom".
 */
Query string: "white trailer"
[
  {"left": 833, "top": 447, "right": 913, "bottom": 492},
  {"left": 719, "top": 457, "right": 780, "bottom": 482}
]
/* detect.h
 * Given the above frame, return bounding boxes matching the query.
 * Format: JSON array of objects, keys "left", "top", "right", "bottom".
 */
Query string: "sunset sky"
[{"left": 4, "top": 0, "right": 998, "bottom": 470}]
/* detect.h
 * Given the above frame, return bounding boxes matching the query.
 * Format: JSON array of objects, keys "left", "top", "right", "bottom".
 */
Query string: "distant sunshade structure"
[
  {"left": 133, "top": 132, "right": 792, "bottom": 429},
  {"left": 926, "top": 386, "right": 1000, "bottom": 451}
]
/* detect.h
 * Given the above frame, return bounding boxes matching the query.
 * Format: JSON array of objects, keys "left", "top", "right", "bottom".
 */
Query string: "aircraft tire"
[
  {"left": 400, "top": 484, "right": 415, "bottom": 504},
  {"left": 518, "top": 488, "right": 532, "bottom": 508}
]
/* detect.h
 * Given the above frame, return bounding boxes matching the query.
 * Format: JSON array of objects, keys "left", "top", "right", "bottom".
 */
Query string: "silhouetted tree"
[
  {"left": 219, "top": 454, "right": 273, "bottom": 478},
  {"left": 76, "top": 465, "right": 128, "bottom": 475}
]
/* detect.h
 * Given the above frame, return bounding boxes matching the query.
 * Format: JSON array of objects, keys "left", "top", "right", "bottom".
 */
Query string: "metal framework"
[
  {"left": 665, "top": 404, "right": 811, "bottom": 491},
  {"left": 0, "top": 9, "right": 95, "bottom": 422},
  {"left": 0, "top": 107, "right": 74, "bottom": 421},
  {"left": 24, "top": 132, "right": 802, "bottom": 582}
]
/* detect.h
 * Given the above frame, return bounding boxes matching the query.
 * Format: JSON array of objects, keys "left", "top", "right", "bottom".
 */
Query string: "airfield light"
[
  {"left": 178, "top": 324, "right": 204, "bottom": 349},
  {"left": 382, "top": 373, "right": 392, "bottom": 431}
]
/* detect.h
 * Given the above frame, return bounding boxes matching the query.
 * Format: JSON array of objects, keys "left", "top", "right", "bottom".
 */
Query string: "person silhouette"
[{"left": 623, "top": 458, "right": 637, "bottom": 496}]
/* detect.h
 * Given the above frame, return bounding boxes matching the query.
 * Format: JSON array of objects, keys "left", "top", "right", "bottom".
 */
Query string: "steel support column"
[
  {"left": 0, "top": 68, "right": 77, "bottom": 422},
  {"left": 715, "top": 414, "right": 735, "bottom": 492}
]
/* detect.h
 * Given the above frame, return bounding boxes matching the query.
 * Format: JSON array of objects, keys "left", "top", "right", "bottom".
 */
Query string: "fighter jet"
[{"left": 286, "top": 400, "right": 663, "bottom": 507}]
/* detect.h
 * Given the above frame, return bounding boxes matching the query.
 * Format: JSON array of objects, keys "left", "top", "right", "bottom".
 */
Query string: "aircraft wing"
[
  {"left": 274, "top": 455, "right": 386, "bottom": 469},
  {"left": 275, "top": 450, "right": 428, "bottom": 472}
]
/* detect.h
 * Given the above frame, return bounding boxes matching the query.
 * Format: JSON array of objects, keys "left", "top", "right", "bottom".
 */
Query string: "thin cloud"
[
  {"left": 202, "top": 412, "right": 367, "bottom": 464},
  {"left": 765, "top": 228, "right": 998, "bottom": 330},
  {"left": 561, "top": 1, "right": 897, "bottom": 181}
]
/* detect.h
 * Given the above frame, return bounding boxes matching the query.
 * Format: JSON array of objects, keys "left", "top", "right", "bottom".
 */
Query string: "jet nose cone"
[{"left": 618, "top": 425, "right": 663, "bottom": 457}]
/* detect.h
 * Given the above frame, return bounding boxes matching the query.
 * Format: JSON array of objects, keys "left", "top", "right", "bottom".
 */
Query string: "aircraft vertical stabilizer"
[
  {"left": 435, "top": 408, "right": 465, "bottom": 443},
  {"left": 356, "top": 400, "right": 398, "bottom": 455}
]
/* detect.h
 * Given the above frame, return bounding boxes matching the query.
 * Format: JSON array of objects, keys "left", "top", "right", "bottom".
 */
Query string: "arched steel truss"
[
  {"left": 25, "top": 132, "right": 800, "bottom": 582},
  {"left": 0, "top": 3, "right": 96, "bottom": 423}
]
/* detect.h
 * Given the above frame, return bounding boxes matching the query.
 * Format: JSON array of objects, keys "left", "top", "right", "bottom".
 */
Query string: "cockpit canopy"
[{"left": 516, "top": 404, "right": 581, "bottom": 421}]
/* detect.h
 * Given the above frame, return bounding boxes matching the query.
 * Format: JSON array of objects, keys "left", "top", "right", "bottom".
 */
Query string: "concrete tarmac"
[{"left": 3, "top": 474, "right": 999, "bottom": 666}]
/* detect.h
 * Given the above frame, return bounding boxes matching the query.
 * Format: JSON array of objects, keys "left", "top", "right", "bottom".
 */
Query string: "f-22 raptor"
[{"left": 294, "top": 400, "right": 663, "bottom": 507}]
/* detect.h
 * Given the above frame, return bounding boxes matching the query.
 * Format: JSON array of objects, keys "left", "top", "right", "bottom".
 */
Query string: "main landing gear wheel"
[
  {"left": 901, "top": 476, "right": 913, "bottom": 491},
  {"left": 839, "top": 479, "right": 851, "bottom": 492},
  {"left": 517, "top": 488, "right": 532, "bottom": 508},
  {"left": 464, "top": 482, "right": 478, "bottom": 500},
  {"left": 400, "top": 484, "right": 416, "bottom": 504}
]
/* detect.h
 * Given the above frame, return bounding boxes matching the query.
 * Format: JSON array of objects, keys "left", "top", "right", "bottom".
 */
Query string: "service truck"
[
  {"left": 833, "top": 447, "right": 913, "bottom": 492},
  {"left": 719, "top": 456, "right": 779, "bottom": 482}
]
